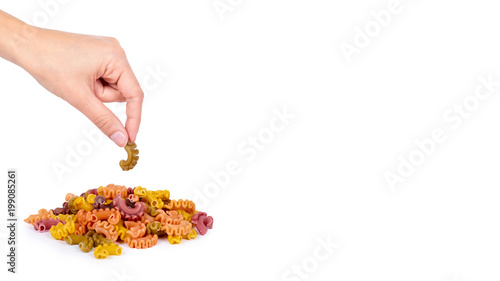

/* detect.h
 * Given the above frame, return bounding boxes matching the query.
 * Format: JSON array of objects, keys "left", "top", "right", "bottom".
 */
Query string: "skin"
[{"left": 0, "top": 10, "right": 143, "bottom": 147}]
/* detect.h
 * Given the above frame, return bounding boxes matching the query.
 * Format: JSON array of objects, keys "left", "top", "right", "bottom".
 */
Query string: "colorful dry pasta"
[{"left": 25, "top": 184, "right": 214, "bottom": 259}]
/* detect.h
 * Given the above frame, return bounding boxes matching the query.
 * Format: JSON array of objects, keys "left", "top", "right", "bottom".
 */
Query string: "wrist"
[{"left": 0, "top": 11, "right": 39, "bottom": 68}]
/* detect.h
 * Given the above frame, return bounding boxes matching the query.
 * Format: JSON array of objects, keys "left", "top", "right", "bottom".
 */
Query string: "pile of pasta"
[{"left": 24, "top": 184, "right": 214, "bottom": 259}]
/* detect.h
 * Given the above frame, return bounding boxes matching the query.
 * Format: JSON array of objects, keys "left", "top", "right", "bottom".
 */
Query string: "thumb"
[{"left": 74, "top": 92, "right": 129, "bottom": 147}]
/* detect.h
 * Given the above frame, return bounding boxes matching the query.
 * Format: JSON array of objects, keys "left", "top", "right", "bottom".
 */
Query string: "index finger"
[{"left": 117, "top": 67, "right": 144, "bottom": 142}]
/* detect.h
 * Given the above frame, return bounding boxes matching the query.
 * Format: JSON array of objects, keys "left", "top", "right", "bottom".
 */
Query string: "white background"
[{"left": 1, "top": 0, "right": 500, "bottom": 280}]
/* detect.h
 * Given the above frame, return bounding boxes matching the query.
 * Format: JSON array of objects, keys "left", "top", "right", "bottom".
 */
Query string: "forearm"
[{"left": 0, "top": 10, "right": 34, "bottom": 66}]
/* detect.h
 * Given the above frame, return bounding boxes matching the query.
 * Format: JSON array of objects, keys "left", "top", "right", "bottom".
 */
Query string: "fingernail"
[{"left": 110, "top": 131, "right": 127, "bottom": 147}]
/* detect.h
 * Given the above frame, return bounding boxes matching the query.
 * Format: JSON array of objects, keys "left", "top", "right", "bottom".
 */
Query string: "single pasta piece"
[
  {"left": 165, "top": 199, "right": 196, "bottom": 213},
  {"left": 124, "top": 234, "right": 158, "bottom": 249},
  {"left": 73, "top": 222, "right": 87, "bottom": 235},
  {"left": 191, "top": 212, "right": 214, "bottom": 236},
  {"left": 98, "top": 184, "right": 128, "bottom": 200},
  {"left": 34, "top": 218, "right": 64, "bottom": 232},
  {"left": 79, "top": 236, "right": 94, "bottom": 253},
  {"left": 146, "top": 221, "right": 163, "bottom": 235},
  {"left": 86, "top": 208, "right": 121, "bottom": 225},
  {"left": 167, "top": 235, "right": 182, "bottom": 244},
  {"left": 119, "top": 141, "right": 139, "bottom": 171},
  {"left": 93, "top": 221, "right": 119, "bottom": 242},
  {"left": 73, "top": 197, "right": 93, "bottom": 211},
  {"left": 24, "top": 209, "right": 54, "bottom": 224},
  {"left": 113, "top": 194, "right": 146, "bottom": 221},
  {"left": 161, "top": 218, "right": 192, "bottom": 236},
  {"left": 124, "top": 221, "right": 146, "bottom": 238},
  {"left": 94, "top": 243, "right": 122, "bottom": 259},
  {"left": 50, "top": 219, "right": 75, "bottom": 240},
  {"left": 65, "top": 193, "right": 76, "bottom": 201},
  {"left": 64, "top": 234, "right": 87, "bottom": 245}
]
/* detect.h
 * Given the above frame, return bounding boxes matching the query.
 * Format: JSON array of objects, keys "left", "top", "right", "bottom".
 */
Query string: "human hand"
[{"left": 14, "top": 25, "right": 143, "bottom": 147}]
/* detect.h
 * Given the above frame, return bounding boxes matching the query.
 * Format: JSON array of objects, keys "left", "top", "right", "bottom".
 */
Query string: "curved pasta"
[
  {"left": 91, "top": 232, "right": 114, "bottom": 247},
  {"left": 52, "top": 202, "right": 71, "bottom": 215},
  {"left": 151, "top": 189, "right": 170, "bottom": 201},
  {"left": 79, "top": 236, "right": 94, "bottom": 253},
  {"left": 119, "top": 142, "right": 139, "bottom": 171},
  {"left": 160, "top": 211, "right": 192, "bottom": 236},
  {"left": 24, "top": 209, "right": 55, "bottom": 224},
  {"left": 145, "top": 204, "right": 160, "bottom": 216},
  {"left": 142, "top": 190, "right": 164, "bottom": 209},
  {"left": 113, "top": 194, "right": 146, "bottom": 221},
  {"left": 50, "top": 219, "right": 75, "bottom": 240},
  {"left": 141, "top": 212, "right": 156, "bottom": 225},
  {"left": 156, "top": 210, "right": 184, "bottom": 226},
  {"left": 183, "top": 229, "right": 198, "bottom": 240},
  {"left": 93, "top": 221, "right": 119, "bottom": 242},
  {"left": 67, "top": 197, "right": 79, "bottom": 214},
  {"left": 34, "top": 218, "right": 64, "bottom": 232},
  {"left": 165, "top": 199, "right": 196, "bottom": 213},
  {"left": 64, "top": 234, "right": 87, "bottom": 245},
  {"left": 93, "top": 195, "right": 113, "bottom": 210},
  {"left": 73, "top": 222, "right": 87, "bottom": 235},
  {"left": 73, "top": 197, "right": 93, "bottom": 211},
  {"left": 65, "top": 193, "right": 76, "bottom": 201},
  {"left": 114, "top": 220, "right": 129, "bottom": 241},
  {"left": 124, "top": 221, "right": 147, "bottom": 238},
  {"left": 124, "top": 234, "right": 158, "bottom": 249},
  {"left": 191, "top": 212, "right": 214, "bottom": 236},
  {"left": 133, "top": 186, "right": 147, "bottom": 197},
  {"left": 146, "top": 221, "right": 163, "bottom": 235},
  {"left": 167, "top": 235, "right": 182, "bottom": 244},
  {"left": 94, "top": 243, "right": 122, "bottom": 259},
  {"left": 176, "top": 209, "right": 194, "bottom": 222},
  {"left": 98, "top": 184, "right": 128, "bottom": 200},
  {"left": 86, "top": 194, "right": 96, "bottom": 204},
  {"left": 86, "top": 208, "right": 121, "bottom": 225}
]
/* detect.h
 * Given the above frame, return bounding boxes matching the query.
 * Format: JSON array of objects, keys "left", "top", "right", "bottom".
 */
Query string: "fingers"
[
  {"left": 74, "top": 89, "right": 129, "bottom": 147},
  {"left": 116, "top": 67, "right": 144, "bottom": 142},
  {"left": 94, "top": 79, "right": 126, "bottom": 103}
]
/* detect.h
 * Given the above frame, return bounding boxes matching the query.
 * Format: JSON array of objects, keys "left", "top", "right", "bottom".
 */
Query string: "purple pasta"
[
  {"left": 52, "top": 202, "right": 71, "bottom": 215},
  {"left": 191, "top": 212, "right": 214, "bottom": 236},
  {"left": 93, "top": 195, "right": 113, "bottom": 209},
  {"left": 113, "top": 194, "right": 146, "bottom": 221},
  {"left": 34, "top": 218, "right": 65, "bottom": 232},
  {"left": 127, "top": 187, "right": 135, "bottom": 195},
  {"left": 87, "top": 188, "right": 98, "bottom": 195}
]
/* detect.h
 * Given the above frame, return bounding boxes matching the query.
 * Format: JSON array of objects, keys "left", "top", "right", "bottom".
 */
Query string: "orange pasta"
[
  {"left": 161, "top": 219, "right": 192, "bottom": 236},
  {"left": 65, "top": 193, "right": 76, "bottom": 201},
  {"left": 98, "top": 184, "right": 127, "bottom": 200},
  {"left": 86, "top": 208, "right": 121, "bottom": 225},
  {"left": 124, "top": 234, "right": 158, "bottom": 249},
  {"left": 93, "top": 221, "right": 119, "bottom": 242},
  {"left": 74, "top": 222, "right": 87, "bottom": 235},
  {"left": 165, "top": 199, "right": 196, "bottom": 213},
  {"left": 124, "top": 221, "right": 146, "bottom": 239},
  {"left": 24, "top": 209, "right": 55, "bottom": 224}
]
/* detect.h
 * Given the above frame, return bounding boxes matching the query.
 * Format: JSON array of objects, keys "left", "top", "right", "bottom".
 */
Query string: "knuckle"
[{"left": 93, "top": 115, "right": 115, "bottom": 132}]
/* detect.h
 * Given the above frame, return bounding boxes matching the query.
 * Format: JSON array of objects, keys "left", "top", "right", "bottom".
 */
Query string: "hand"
[{"left": 6, "top": 17, "right": 143, "bottom": 147}]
